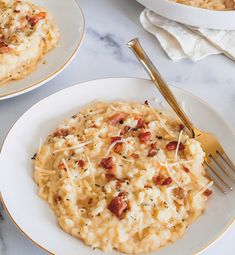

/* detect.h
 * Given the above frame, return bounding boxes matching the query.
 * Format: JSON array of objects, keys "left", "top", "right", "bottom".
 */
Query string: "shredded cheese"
[
  {"left": 175, "top": 130, "right": 183, "bottom": 161},
  {"left": 167, "top": 159, "right": 193, "bottom": 167},
  {"left": 158, "top": 118, "right": 175, "bottom": 137},
  {"left": 83, "top": 179, "right": 93, "bottom": 191},
  {"left": 86, "top": 156, "right": 95, "bottom": 187},
  {"left": 54, "top": 140, "right": 92, "bottom": 153},
  {"left": 115, "top": 153, "right": 134, "bottom": 163},
  {"left": 104, "top": 138, "right": 127, "bottom": 158},
  {"left": 138, "top": 214, "right": 143, "bottom": 240},
  {"left": 37, "top": 137, "right": 43, "bottom": 156},
  {"left": 194, "top": 181, "right": 213, "bottom": 197},
  {"left": 62, "top": 159, "right": 76, "bottom": 192},
  {"left": 35, "top": 166, "right": 56, "bottom": 175},
  {"left": 110, "top": 105, "right": 141, "bottom": 115},
  {"left": 165, "top": 161, "right": 186, "bottom": 191},
  {"left": 86, "top": 109, "right": 105, "bottom": 116},
  {"left": 110, "top": 105, "right": 128, "bottom": 113}
]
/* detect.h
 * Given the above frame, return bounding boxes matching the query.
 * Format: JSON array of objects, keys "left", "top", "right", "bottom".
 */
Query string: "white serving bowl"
[{"left": 137, "top": 0, "right": 235, "bottom": 30}]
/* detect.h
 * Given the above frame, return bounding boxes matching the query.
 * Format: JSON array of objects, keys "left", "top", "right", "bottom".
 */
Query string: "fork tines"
[{"left": 205, "top": 152, "right": 235, "bottom": 193}]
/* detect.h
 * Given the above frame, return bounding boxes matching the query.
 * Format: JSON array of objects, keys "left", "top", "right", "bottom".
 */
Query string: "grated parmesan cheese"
[{"left": 54, "top": 140, "right": 92, "bottom": 153}]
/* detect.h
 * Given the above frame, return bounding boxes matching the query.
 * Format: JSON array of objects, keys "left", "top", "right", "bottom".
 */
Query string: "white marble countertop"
[{"left": 0, "top": 0, "right": 235, "bottom": 254}]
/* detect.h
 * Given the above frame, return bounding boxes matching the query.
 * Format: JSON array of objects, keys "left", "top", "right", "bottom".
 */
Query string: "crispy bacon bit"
[
  {"left": 58, "top": 162, "right": 66, "bottom": 170},
  {"left": 120, "top": 125, "right": 131, "bottom": 135},
  {"left": 113, "top": 143, "right": 123, "bottom": 153},
  {"left": 54, "top": 195, "right": 62, "bottom": 204},
  {"left": 173, "top": 187, "right": 185, "bottom": 200},
  {"left": 0, "top": 42, "right": 12, "bottom": 53},
  {"left": 166, "top": 141, "right": 185, "bottom": 151},
  {"left": 144, "top": 184, "right": 153, "bottom": 189},
  {"left": 91, "top": 124, "right": 98, "bottom": 128},
  {"left": 179, "top": 124, "right": 185, "bottom": 131},
  {"left": 100, "top": 157, "right": 113, "bottom": 170},
  {"left": 53, "top": 128, "right": 69, "bottom": 137},
  {"left": 78, "top": 160, "right": 85, "bottom": 168},
  {"left": 131, "top": 153, "right": 139, "bottom": 159},
  {"left": 110, "top": 136, "right": 124, "bottom": 154},
  {"left": 14, "top": 10, "right": 20, "bottom": 13},
  {"left": 0, "top": 48, "right": 11, "bottom": 55},
  {"left": 108, "top": 113, "right": 128, "bottom": 126},
  {"left": 153, "top": 176, "right": 172, "bottom": 186},
  {"left": 88, "top": 198, "right": 93, "bottom": 205},
  {"left": 147, "top": 143, "right": 158, "bottom": 157},
  {"left": 105, "top": 173, "right": 116, "bottom": 181},
  {"left": 108, "top": 192, "right": 128, "bottom": 218},
  {"left": 116, "top": 180, "right": 122, "bottom": 189},
  {"left": 111, "top": 136, "right": 121, "bottom": 143},
  {"left": 182, "top": 166, "right": 190, "bottom": 173},
  {"left": 144, "top": 100, "right": 149, "bottom": 106},
  {"left": 162, "top": 177, "right": 172, "bottom": 185},
  {"left": 0, "top": 35, "right": 4, "bottom": 41},
  {"left": 203, "top": 189, "right": 213, "bottom": 197},
  {"left": 136, "top": 118, "right": 147, "bottom": 129},
  {"left": 29, "top": 12, "right": 47, "bottom": 26},
  {"left": 0, "top": 42, "right": 7, "bottom": 47},
  {"left": 139, "top": 131, "right": 151, "bottom": 143}
]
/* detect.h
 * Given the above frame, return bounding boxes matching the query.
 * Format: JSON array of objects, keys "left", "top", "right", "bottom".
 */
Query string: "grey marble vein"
[
  {"left": 0, "top": 203, "right": 4, "bottom": 221},
  {"left": 87, "top": 27, "right": 138, "bottom": 65},
  {"left": 0, "top": 203, "right": 6, "bottom": 253}
]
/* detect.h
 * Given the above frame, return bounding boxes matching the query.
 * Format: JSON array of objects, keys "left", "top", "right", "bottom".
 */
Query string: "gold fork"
[{"left": 128, "top": 38, "right": 235, "bottom": 193}]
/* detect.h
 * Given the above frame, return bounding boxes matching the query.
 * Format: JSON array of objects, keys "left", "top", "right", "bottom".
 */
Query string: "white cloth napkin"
[{"left": 140, "top": 9, "right": 235, "bottom": 61}]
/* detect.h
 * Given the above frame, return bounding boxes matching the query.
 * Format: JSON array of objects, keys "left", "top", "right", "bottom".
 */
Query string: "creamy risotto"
[
  {"left": 172, "top": 0, "right": 235, "bottom": 10},
  {"left": 34, "top": 101, "right": 213, "bottom": 254},
  {"left": 0, "top": 0, "right": 59, "bottom": 84}
]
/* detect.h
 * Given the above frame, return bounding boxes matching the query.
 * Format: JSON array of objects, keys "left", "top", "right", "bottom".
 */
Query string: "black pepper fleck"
[{"left": 31, "top": 153, "right": 37, "bottom": 160}]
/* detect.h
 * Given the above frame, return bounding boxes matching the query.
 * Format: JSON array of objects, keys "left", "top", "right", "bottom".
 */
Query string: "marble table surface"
[{"left": 0, "top": 0, "right": 235, "bottom": 254}]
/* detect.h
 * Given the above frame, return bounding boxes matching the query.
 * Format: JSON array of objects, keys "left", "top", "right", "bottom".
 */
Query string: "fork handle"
[{"left": 127, "top": 38, "right": 195, "bottom": 138}]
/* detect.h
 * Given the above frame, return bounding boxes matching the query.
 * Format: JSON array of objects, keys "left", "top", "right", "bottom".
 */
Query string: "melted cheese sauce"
[{"left": 34, "top": 101, "right": 212, "bottom": 254}]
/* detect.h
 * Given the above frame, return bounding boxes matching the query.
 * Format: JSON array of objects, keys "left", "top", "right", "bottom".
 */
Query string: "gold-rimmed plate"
[
  {"left": 0, "top": 0, "right": 85, "bottom": 100},
  {"left": 0, "top": 78, "right": 235, "bottom": 255}
]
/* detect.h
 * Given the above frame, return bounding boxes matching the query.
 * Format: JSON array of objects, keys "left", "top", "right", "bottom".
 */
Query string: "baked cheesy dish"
[
  {"left": 0, "top": 0, "right": 59, "bottom": 84},
  {"left": 172, "top": 0, "right": 235, "bottom": 10},
  {"left": 34, "top": 101, "right": 213, "bottom": 254}
]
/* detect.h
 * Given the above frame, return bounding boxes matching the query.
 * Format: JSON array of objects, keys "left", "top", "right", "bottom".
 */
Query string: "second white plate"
[{"left": 0, "top": 0, "right": 85, "bottom": 100}]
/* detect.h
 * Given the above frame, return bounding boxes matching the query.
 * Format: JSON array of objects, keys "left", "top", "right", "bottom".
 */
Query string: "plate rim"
[
  {"left": 0, "top": 77, "right": 234, "bottom": 255},
  {"left": 0, "top": 0, "right": 85, "bottom": 101}
]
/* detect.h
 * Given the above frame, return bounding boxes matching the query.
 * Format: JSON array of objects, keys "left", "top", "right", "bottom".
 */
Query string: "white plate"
[
  {"left": 0, "top": 78, "right": 235, "bottom": 255},
  {"left": 136, "top": 0, "right": 235, "bottom": 30},
  {"left": 0, "top": 0, "right": 85, "bottom": 100}
]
